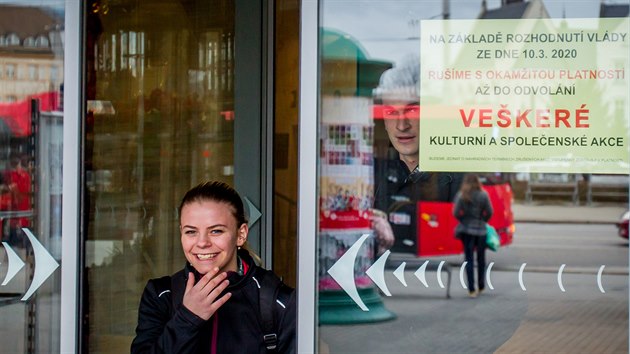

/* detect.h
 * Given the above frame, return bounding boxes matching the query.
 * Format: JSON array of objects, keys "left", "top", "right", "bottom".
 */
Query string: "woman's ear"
[{"left": 237, "top": 223, "right": 248, "bottom": 247}]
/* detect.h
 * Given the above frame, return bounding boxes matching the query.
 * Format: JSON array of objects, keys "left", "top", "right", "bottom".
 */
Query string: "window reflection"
[
  {"left": 319, "top": 0, "right": 628, "bottom": 353},
  {"left": 0, "top": 3, "right": 64, "bottom": 353}
]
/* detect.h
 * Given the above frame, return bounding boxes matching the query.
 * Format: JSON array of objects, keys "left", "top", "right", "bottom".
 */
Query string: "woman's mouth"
[{"left": 196, "top": 253, "right": 218, "bottom": 260}]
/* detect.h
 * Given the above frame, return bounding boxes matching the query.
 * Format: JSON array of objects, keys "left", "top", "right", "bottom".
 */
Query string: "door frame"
[
  {"left": 297, "top": 0, "right": 319, "bottom": 352},
  {"left": 59, "top": 0, "right": 276, "bottom": 351},
  {"left": 60, "top": 1, "right": 83, "bottom": 353},
  {"left": 234, "top": 0, "right": 274, "bottom": 265}
]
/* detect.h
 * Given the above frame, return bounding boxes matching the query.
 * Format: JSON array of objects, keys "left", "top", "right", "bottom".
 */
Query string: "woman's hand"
[{"left": 182, "top": 267, "right": 232, "bottom": 320}]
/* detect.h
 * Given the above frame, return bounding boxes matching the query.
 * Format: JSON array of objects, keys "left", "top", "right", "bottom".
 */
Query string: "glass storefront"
[
  {"left": 315, "top": 0, "right": 629, "bottom": 353},
  {"left": 0, "top": 2, "right": 65, "bottom": 353},
  {"left": 1, "top": 1, "right": 628, "bottom": 352}
]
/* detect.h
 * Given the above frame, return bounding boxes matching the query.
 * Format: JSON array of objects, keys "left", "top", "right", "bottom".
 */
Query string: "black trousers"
[{"left": 461, "top": 233, "right": 486, "bottom": 292}]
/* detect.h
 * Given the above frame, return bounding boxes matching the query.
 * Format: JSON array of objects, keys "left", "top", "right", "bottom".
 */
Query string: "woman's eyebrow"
[
  {"left": 181, "top": 224, "right": 229, "bottom": 229},
  {"left": 206, "top": 224, "right": 228, "bottom": 229}
]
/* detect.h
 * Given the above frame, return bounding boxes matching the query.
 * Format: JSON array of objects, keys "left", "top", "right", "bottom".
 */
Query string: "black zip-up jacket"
[
  {"left": 131, "top": 251, "right": 296, "bottom": 354},
  {"left": 374, "top": 157, "right": 462, "bottom": 212},
  {"left": 373, "top": 152, "right": 463, "bottom": 253}
]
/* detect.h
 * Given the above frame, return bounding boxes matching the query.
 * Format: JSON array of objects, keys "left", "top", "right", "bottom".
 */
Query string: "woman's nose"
[{"left": 196, "top": 234, "right": 212, "bottom": 247}]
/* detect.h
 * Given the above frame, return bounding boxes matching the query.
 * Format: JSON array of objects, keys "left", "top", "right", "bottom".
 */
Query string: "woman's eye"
[
  {"left": 184, "top": 230, "right": 197, "bottom": 235},
  {"left": 209, "top": 229, "right": 223, "bottom": 235}
]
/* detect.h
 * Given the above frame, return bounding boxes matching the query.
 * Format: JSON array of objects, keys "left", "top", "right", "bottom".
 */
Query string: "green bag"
[{"left": 486, "top": 224, "right": 500, "bottom": 252}]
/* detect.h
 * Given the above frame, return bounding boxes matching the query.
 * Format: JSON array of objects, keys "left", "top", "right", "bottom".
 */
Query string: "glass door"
[
  {"left": 300, "top": 0, "right": 630, "bottom": 352},
  {"left": 83, "top": 0, "right": 271, "bottom": 351},
  {"left": 0, "top": 2, "right": 66, "bottom": 353}
]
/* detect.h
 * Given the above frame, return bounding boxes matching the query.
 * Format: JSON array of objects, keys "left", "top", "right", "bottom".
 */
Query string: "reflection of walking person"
[{"left": 453, "top": 174, "right": 493, "bottom": 298}]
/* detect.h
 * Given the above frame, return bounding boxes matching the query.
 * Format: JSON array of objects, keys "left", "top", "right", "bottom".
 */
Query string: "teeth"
[{"left": 197, "top": 254, "right": 216, "bottom": 260}]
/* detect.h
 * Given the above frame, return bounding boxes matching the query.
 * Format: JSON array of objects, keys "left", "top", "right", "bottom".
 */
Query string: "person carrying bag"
[{"left": 453, "top": 174, "right": 493, "bottom": 298}]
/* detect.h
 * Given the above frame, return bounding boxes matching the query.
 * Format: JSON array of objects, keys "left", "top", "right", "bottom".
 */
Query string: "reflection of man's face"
[{"left": 381, "top": 99, "right": 420, "bottom": 170}]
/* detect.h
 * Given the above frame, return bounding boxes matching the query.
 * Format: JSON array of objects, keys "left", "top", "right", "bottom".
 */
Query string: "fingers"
[
  {"left": 208, "top": 291, "right": 232, "bottom": 313},
  {"left": 185, "top": 271, "right": 195, "bottom": 292},
  {"left": 196, "top": 268, "right": 225, "bottom": 292},
  {"left": 182, "top": 269, "right": 232, "bottom": 321},
  {"left": 206, "top": 274, "right": 231, "bottom": 299},
  {"left": 371, "top": 208, "right": 388, "bottom": 220}
]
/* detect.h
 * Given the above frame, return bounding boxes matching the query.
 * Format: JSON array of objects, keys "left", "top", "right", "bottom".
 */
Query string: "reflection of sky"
[
  {"left": 0, "top": 0, "right": 62, "bottom": 4},
  {"left": 323, "top": 0, "right": 624, "bottom": 66},
  {"left": 0, "top": 0, "right": 64, "bottom": 10}
]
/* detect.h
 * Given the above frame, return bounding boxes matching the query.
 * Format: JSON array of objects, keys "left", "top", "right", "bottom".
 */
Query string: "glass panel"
[
  {"left": 274, "top": 0, "right": 300, "bottom": 287},
  {"left": 318, "top": 1, "right": 629, "bottom": 353},
  {"left": 0, "top": 2, "right": 65, "bottom": 353},
  {"left": 84, "top": 1, "right": 235, "bottom": 351}
]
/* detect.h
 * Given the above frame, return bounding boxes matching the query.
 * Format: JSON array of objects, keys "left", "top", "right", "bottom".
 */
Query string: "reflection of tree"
[{"left": 549, "top": 78, "right": 608, "bottom": 129}]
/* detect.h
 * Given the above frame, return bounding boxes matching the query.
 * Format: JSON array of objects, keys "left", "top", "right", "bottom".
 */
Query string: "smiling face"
[
  {"left": 180, "top": 200, "right": 248, "bottom": 275},
  {"left": 382, "top": 99, "right": 420, "bottom": 171}
]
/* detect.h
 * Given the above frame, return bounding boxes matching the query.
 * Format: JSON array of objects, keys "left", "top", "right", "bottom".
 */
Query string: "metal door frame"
[
  {"left": 297, "top": 0, "right": 319, "bottom": 352},
  {"left": 234, "top": 0, "right": 274, "bottom": 265},
  {"left": 60, "top": 1, "right": 83, "bottom": 353}
]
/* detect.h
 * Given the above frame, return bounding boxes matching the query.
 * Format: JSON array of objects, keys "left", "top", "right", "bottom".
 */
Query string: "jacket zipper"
[{"left": 211, "top": 313, "right": 218, "bottom": 354}]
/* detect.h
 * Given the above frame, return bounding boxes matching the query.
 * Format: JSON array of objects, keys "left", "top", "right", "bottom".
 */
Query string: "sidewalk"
[{"left": 512, "top": 201, "right": 626, "bottom": 224}]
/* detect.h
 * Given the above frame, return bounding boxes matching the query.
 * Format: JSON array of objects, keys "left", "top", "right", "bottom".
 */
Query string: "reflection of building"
[
  {"left": 0, "top": 5, "right": 63, "bottom": 174},
  {"left": 476, "top": 1, "right": 629, "bottom": 203},
  {"left": 430, "top": 0, "right": 553, "bottom": 107},
  {"left": 479, "top": 0, "right": 550, "bottom": 19},
  {"left": 0, "top": 5, "right": 64, "bottom": 103},
  {"left": 600, "top": 3, "right": 629, "bottom": 18},
  {"left": 584, "top": 2, "right": 630, "bottom": 204},
  {"left": 599, "top": 3, "right": 630, "bottom": 126}
]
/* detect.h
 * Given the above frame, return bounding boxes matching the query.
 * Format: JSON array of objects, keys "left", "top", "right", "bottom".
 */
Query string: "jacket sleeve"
[
  {"left": 452, "top": 192, "right": 464, "bottom": 220},
  {"left": 482, "top": 192, "right": 494, "bottom": 222},
  {"left": 275, "top": 289, "right": 297, "bottom": 354},
  {"left": 130, "top": 279, "right": 206, "bottom": 354}
]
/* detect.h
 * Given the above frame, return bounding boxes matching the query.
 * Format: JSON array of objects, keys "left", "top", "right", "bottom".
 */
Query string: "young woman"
[
  {"left": 453, "top": 174, "right": 493, "bottom": 298},
  {"left": 131, "top": 181, "right": 295, "bottom": 353}
]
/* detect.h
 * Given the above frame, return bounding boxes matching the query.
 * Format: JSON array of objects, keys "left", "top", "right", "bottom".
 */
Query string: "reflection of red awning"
[
  {"left": 372, "top": 104, "right": 420, "bottom": 120},
  {"left": 373, "top": 104, "right": 470, "bottom": 120},
  {"left": 0, "top": 92, "right": 59, "bottom": 137}
]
